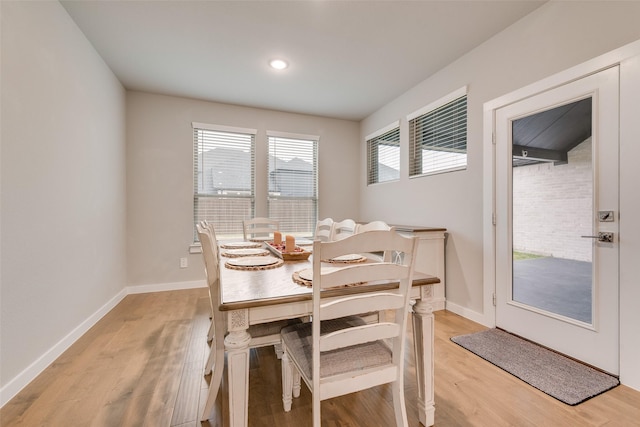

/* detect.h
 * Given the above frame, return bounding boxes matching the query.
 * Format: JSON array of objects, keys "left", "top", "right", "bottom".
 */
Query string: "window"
[
  {"left": 367, "top": 121, "right": 400, "bottom": 185},
  {"left": 193, "top": 123, "right": 256, "bottom": 240},
  {"left": 267, "top": 131, "right": 318, "bottom": 237},
  {"left": 408, "top": 87, "right": 467, "bottom": 177}
]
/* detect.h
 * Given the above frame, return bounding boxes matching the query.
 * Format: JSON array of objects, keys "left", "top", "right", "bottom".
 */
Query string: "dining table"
[{"left": 218, "top": 247, "right": 440, "bottom": 427}]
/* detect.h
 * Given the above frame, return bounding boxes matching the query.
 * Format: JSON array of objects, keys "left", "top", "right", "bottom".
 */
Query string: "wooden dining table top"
[{"left": 219, "top": 255, "right": 440, "bottom": 311}]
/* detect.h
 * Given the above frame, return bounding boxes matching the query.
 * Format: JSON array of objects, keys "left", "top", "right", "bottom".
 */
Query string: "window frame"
[
  {"left": 366, "top": 120, "right": 400, "bottom": 185},
  {"left": 407, "top": 86, "right": 468, "bottom": 178}
]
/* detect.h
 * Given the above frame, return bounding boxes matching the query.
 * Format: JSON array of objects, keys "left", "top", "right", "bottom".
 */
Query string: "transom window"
[
  {"left": 408, "top": 87, "right": 468, "bottom": 177},
  {"left": 267, "top": 131, "right": 318, "bottom": 237},
  {"left": 367, "top": 121, "right": 400, "bottom": 185},
  {"left": 193, "top": 123, "right": 256, "bottom": 240}
]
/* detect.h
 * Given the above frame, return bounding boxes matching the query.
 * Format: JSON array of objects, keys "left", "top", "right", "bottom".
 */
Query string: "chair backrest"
[
  {"left": 355, "top": 221, "right": 397, "bottom": 262},
  {"left": 355, "top": 220, "right": 394, "bottom": 234},
  {"left": 314, "top": 218, "right": 334, "bottom": 242},
  {"left": 196, "top": 223, "right": 225, "bottom": 338},
  {"left": 243, "top": 217, "right": 280, "bottom": 241},
  {"left": 311, "top": 230, "right": 418, "bottom": 400},
  {"left": 200, "top": 220, "right": 219, "bottom": 260},
  {"left": 329, "top": 218, "right": 356, "bottom": 241}
]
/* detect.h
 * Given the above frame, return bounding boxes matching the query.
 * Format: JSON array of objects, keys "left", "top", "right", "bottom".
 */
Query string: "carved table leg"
[
  {"left": 225, "top": 309, "right": 252, "bottom": 427},
  {"left": 412, "top": 294, "right": 435, "bottom": 426}
]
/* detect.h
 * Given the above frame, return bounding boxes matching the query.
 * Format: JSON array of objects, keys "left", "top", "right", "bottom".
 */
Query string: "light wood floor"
[{"left": 2, "top": 288, "right": 638, "bottom": 426}]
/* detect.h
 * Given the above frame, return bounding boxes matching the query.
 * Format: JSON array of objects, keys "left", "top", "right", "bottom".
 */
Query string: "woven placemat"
[
  {"left": 220, "top": 242, "right": 262, "bottom": 249},
  {"left": 292, "top": 270, "right": 312, "bottom": 287},
  {"left": 291, "top": 270, "right": 364, "bottom": 288},
  {"left": 225, "top": 258, "right": 284, "bottom": 271},
  {"left": 221, "top": 249, "right": 269, "bottom": 258},
  {"left": 322, "top": 255, "right": 367, "bottom": 264}
]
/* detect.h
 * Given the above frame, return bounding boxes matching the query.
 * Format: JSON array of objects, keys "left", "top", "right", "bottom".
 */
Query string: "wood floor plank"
[{"left": 2, "top": 289, "right": 639, "bottom": 427}]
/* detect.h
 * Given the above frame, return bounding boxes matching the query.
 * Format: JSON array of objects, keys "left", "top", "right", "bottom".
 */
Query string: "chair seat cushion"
[
  {"left": 249, "top": 318, "right": 301, "bottom": 338},
  {"left": 281, "top": 317, "right": 392, "bottom": 380}
]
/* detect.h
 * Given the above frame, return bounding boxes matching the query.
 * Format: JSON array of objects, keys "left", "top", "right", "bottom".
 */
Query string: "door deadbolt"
[{"left": 598, "top": 211, "right": 614, "bottom": 222}]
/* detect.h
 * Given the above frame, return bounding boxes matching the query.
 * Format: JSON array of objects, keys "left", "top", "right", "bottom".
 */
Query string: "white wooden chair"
[
  {"left": 329, "top": 218, "right": 356, "bottom": 241},
  {"left": 280, "top": 230, "right": 419, "bottom": 427},
  {"left": 242, "top": 217, "right": 280, "bottom": 241},
  {"left": 314, "top": 217, "right": 334, "bottom": 242},
  {"left": 196, "top": 223, "right": 297, "bottom": 422}
]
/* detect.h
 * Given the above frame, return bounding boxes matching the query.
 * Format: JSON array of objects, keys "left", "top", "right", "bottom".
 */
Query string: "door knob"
[{"left": 581, "top": 232, "right": 614, "bottom": 243}]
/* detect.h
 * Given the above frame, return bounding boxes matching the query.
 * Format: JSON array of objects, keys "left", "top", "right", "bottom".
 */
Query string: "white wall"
[
  {"left": 360, "top": 1, "right": 640, "bottom": 389},
  {"left": 126, "top": 92, "right": 360, "bottom": 287},
  {"left": 0, "top": 1, "right": 127, "bottom": 403}
]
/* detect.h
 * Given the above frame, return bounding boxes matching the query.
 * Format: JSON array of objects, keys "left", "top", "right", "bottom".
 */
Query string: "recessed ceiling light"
[{"left": 269, "top": 59, "right": 289, "bottom": 70}]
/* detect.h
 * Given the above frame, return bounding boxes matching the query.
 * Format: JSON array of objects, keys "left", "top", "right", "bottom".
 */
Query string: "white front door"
[{"left": 495, "top": 66, "right": 619, "bottom": 375}]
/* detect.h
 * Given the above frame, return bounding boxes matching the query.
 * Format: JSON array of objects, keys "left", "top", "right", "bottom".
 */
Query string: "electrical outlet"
[{"left": 180, "top": 257, "right": 188, "bottom": 268}]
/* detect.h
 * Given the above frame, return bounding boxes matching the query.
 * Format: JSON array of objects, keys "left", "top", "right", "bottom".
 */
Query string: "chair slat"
[
  {"left": 320, "top": 293, "right": 404, "bottom": 320},
  {"left": 320, "top": 323, "right": 400, "bottom": 352}
]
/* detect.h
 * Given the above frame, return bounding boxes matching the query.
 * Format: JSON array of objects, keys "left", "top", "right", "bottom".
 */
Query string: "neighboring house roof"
[{"left": 198, "top": 147, "right": 314, "bottom": 197}]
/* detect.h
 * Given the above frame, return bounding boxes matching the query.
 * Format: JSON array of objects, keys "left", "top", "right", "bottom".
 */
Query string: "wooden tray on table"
[{"left": 264, "top": 241, "right": 311, "bottom": 261}]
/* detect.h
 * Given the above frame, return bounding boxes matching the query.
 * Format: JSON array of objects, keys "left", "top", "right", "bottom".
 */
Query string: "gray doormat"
[{"left": 450, "top": 328, "right": 619, "bottom": 405}]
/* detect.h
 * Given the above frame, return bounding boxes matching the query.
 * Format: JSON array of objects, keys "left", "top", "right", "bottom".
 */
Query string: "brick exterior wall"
[{"left": 513, "top": 137, "right": 593, "bottom": 262}]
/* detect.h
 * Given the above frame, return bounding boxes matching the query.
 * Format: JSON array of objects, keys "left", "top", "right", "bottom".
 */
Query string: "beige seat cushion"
[
  {"left": 249, "top": 318, "right": 299, "bottom": 338},
  {"left": 281, "top": 317, "right": 392, "bottom": 380}
]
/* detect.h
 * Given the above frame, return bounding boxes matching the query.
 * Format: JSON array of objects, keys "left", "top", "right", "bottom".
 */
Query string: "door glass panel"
[{"left": 511, "top": 98, "right": 593, "bottom": 324}]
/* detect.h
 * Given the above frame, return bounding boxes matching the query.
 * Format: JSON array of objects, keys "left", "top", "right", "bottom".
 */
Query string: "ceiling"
[
  {"left": 512, "top": 97, "right": 592, "bottom": 167},
  {"left": 61, "top": 0, "right": 546, "bottom": 121}
]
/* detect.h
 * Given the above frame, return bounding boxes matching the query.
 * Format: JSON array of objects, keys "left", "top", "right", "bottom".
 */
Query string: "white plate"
[
  {"left": 227, "top": 256, "right": 280, "bottom": 267},
  {"left": 220, "top": 241, "right": 262, "bottom": 249},
  {"left": 224, "top": 248, "right": 269, "bottom": 257},
  {"left": 296, "top": 239, "right": 314, "bottom": 245},
  {"left": 298, "top": 267, "right": 339, "bottom": 282},
  {"left": 331, "top": 253, "right": 365, "bottom": 262}
]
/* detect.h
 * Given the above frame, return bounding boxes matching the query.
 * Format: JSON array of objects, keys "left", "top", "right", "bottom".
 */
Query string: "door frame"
[{"left": 482, "top": 41, "right": 640, "bottom": 331}]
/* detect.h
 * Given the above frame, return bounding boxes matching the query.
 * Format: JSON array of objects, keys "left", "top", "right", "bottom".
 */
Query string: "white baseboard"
[
  {"left": 445, "top": 300, "right": 494, "bottom": 328},
  {"left": 0, "top": 288, "right": 128, "bottom": 407},
  {"left": 0, "top": 280, "right": 206, "bottom": 408},
  {"left": 126, "top": 280, "right": 206, "bottom": 294}
]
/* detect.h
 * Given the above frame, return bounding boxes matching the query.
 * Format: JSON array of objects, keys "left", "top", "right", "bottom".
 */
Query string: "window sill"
[{"left": 189, "top": 243, "right": 202, "bottom": 254}]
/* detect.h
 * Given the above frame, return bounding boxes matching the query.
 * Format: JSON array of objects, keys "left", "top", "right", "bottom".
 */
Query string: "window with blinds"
[
  {"left": 367, "top": 122, "right": 400, "bottom": 185},
  {"left": 267, "top": 132, "right": 318, "bottom": 237},
  {"left": 193, "top": 123, "right": 256, "bottom": 240},
  {"left": 408, "top": 88, "right": 467, "bottom": 177}
]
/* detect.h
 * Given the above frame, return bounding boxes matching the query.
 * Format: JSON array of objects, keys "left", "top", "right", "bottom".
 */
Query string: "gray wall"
[
  {"left": 360, "top": 0, "right": 640, "bottom": 315},
  {"left": 360, "top": 1, "right": 640, "bottom": 389},
  {"left": 1, "top": 0, "right": 127, "bottom": 393},
  {"left": 126, "top": 91, "right": 360, "bottom": 287}
]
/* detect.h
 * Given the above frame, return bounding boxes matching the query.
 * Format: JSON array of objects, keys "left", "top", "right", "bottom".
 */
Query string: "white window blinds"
[
  {"left": 267, "top": 132, "right": 318, "bottom": 237},
  {"left": 409, "top": 89, "right": 467, "bottom": 177},
  {"left": 367, "top": 122, "right": 400, "bottom": 185},
  {"left": 193, "top": 123, "right": 256, "bottom": 240}
]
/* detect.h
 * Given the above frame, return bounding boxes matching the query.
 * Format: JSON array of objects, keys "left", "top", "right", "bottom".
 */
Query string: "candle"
[
  {"left": 274, "top": 231, "right": 282, "bottom": 245},
  {"left": 285, "top": 235, "right": 295, "bottom": 253}
]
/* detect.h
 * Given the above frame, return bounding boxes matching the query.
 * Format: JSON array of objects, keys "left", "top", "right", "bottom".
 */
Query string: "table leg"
[
  {"left": 412, "top": 297, "right": 435, "bottom": 426},
  {"left": 225, "top": 310, "right": 252, "bottom": 427}
]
